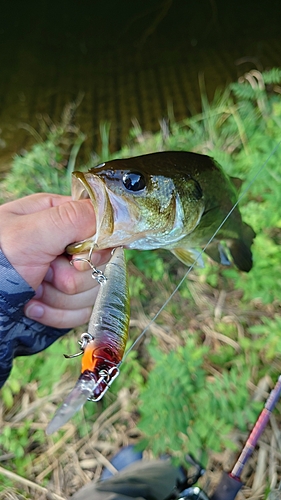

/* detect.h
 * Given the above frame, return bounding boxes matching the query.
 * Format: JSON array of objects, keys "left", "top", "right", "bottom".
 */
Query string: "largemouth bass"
[
  {"left": 46, "top": 247, "right": 129, "bottom": 434},
  {"left": 67, "top": 151, "right": 255, "bottom": 272}
]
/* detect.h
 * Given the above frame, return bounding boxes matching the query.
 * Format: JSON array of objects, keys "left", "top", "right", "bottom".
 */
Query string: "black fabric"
[{"left": 70, "top": 459, "right": 181, "bottom": 500}]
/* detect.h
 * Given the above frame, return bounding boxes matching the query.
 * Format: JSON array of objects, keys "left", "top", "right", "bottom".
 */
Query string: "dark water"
[{"left": 1, "top": 0, "right": 281, "bottom": 171}]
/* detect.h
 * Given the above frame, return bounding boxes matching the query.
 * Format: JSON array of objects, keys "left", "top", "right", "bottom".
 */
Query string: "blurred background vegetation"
[
  {"left": 2, "top": 0, "right": 281, "bottom": 498},
  {"left": 0, "top": 67, "right": 281, "bottom": 498}
]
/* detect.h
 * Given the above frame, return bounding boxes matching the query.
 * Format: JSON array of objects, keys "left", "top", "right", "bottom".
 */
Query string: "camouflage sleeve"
[{"left": 0, "top": 250, "right": 69, "bottom": 387}]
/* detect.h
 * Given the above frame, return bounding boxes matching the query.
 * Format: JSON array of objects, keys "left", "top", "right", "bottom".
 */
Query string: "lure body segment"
[
  {"left": 46, "top": 247, "right": 129, "bottom": 434},
  {"left": 81, "top": 246, "right": 130, "bottom": 400}
]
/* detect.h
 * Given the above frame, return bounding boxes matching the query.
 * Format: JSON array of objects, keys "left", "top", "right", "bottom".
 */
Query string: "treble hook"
[
  {"left": 70, "top": 247, "right": 107, "bottom": 284},
  {"left": 64, "top": 333, "right": 94, "bottom": 359},
  {"left": 64, "top": 351, "right": 83, "bottom": 359}
]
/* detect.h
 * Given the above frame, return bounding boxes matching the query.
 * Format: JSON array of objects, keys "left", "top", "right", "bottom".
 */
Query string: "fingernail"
[
  {"left": 90, "top": 253, "right": 101, "bottom": 266},
  {"left": 76, "top": 252, "right": 101, "bottom": 266},
  {"left": 72, "top": 252, "right": 101, "bottom": 271},
  {"left": 25, "top": 304, "right": 44, "bottom": 319}
]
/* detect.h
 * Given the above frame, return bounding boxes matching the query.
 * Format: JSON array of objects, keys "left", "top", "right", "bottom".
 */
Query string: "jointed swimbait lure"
[{"left": 46, "top": 247, "right": 129, "bottom": 435}]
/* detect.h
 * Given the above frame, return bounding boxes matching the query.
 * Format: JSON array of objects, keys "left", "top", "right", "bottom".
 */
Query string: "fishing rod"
[
  {"left": 47, "top": 139, "right": 281, "bottom": 430},
  {"left": 47, "top": 140, "right": 281, "bottom": 500},
  {"left": 175, "top": 375, "right": 281, "bottom": 500}
]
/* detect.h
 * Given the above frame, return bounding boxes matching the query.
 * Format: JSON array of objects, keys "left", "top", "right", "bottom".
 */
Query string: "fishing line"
[
  {"left": 122, "top": 139, "right": 281, "bottom": 363},
  {"left": 50, "top": 141, "right": 281, "bottom": 432}
]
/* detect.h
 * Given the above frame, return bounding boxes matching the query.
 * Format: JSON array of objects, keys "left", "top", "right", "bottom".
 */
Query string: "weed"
[{"left": 1, "top": 68, "right": 281, "bottom": 495}]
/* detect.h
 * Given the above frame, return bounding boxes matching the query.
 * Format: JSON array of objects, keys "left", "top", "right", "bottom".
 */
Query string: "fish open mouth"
[
  {"left": 66, "top": 171, "right": 146, "bottom": 254},
  {"left": 66, "top": 172, "right": 115, "bottom": 254}
]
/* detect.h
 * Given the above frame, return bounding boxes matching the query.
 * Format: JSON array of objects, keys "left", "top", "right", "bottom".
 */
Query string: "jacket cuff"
[{"left": 0, "top": 250, "right": 68, "bottom": 387}]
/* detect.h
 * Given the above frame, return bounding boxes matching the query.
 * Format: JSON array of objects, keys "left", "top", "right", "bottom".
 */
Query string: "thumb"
[
  {"left": 1, "top": 197, "right": 96, "bottom": 266},
  {"left": 0, "top": 196, "right": 97, "bottom": 289},
  {"left": 33, "top": 199, "right": 97, "bottom": 255}
]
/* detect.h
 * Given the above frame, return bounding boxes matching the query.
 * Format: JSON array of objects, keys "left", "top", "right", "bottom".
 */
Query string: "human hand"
[{"left": 0, "top": 193, "right": 112, "bottom": 329}]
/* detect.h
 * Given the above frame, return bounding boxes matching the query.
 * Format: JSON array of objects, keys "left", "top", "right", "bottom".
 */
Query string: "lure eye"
[{"left": 122, "top": 172, "right": 146, "bottom": 192}]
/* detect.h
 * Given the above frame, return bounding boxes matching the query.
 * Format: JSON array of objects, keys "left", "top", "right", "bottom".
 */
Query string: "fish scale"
[
  {"left": 67, "top": 151, "right": 255, "bottom": 272},
  {"left": 47, "top": 150, "right": 257, "bottom": 434}
]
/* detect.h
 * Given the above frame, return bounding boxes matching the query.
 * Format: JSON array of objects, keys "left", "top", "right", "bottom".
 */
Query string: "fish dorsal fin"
[
  {"left": 230, "top": 176, "right": 243, "bottom": 191},
  {"left": 171, "top": 248, "right": 204, "bottom": 267}
]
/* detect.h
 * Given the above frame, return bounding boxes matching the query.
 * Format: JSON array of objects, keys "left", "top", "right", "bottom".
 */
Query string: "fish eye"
[{"left": 122, "top": 172, "right": 146, "bottom": 192}]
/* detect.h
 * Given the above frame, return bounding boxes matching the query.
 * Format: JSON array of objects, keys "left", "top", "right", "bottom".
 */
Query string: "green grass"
[{"left": 1, "top": 68, "right": 281, "bottom": 497}]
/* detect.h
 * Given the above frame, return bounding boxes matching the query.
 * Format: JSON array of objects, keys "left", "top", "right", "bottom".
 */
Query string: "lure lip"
[
  {"left": 46, "top": 245, "right": 128, "bottom": 435},
  {"left": 46, "top": 367, "right": 120, "bottom": 435},
  {"left": 46, "top": 372, "right": 97, "bottom": 435}
]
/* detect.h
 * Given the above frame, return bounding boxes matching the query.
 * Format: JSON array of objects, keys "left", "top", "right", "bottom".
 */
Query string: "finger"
[
  {"left": 48, "top": 256, "right": 106, "bottom": 295},
  {"left": 24, "top": 301, "right": 93, "bottom": 329},
  {"left": 2, "top": 198, "right": 96, "bottom": 261},
  {"left": 1, "top": 193, "right": 72, "bottom": 216},
  {"left": 29, "top": 280, "right": 100, "bottom": 310},
  {"left": 71, "top": 249, "right": 112, "bottom": 271},
  {"left": 24, "top": 198, "right": 96, "bottom": 256},
  {"left": 0, "top": 198, "right": 97, "bottom": 290}
]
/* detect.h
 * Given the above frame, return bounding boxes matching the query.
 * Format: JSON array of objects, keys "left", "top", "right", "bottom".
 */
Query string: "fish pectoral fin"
[
  {"left": 218, "top": 244, "right": 231, "bottom": 266},
  {"left": 171, "top": 247, "right": 204, "bottom": 267},
  {"left": 205, "top": 242, "right": 231, "bottom": 266}
]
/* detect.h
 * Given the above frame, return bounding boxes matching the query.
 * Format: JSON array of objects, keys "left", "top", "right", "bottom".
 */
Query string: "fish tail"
[{"left": 228, "top": 222, "right": 256, "bottom": 272}]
